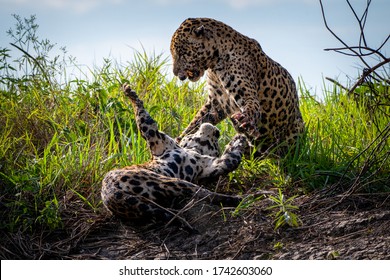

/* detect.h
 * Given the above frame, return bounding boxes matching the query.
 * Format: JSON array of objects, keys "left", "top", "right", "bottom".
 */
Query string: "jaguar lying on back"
[
  {"left": 101, "top": 84, "right": 248, "bottom": 226},
  {"left": 171, "top": 18, "right": 305, "bottom": 155}
]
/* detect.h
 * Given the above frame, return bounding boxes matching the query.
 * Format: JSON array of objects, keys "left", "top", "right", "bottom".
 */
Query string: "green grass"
[
  {"left": 296, "top": 80, "right": 389, "bottom": 191},
  {"left": 0, "top": 16, "right": 389, "bottom": 233}
]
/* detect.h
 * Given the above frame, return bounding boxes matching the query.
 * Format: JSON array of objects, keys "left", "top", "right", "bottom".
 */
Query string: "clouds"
[
  {"left": 0, "top": 0, "right": 314, "bottom": 14},
  {"left": 226, "top": 0, "right": 316, "bottom": 9},
  {"left": 151, "top": 0, "right": 314, "bottom": 9},
  {"left": 0, "top": 0, "right": 123, "bottom": 14},
  {"left": 226, "top": 0, "right": 286, "bottom": 9}
]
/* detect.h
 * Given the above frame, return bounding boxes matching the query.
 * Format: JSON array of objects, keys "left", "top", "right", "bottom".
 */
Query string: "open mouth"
[{"left": 178, "top": 69, "right": 201, "bottom": 82}]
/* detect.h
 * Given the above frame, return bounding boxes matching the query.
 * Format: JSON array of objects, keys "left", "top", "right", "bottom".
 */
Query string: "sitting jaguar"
[
  {"left": 171, "top": 18, "right": 305, "bottom": 155},
  {"left": 101, "top": 84, "right": 248, "bottom": 226}
]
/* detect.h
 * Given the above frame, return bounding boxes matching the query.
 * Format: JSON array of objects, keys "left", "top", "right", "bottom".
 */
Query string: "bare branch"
[
  {"left": 346, "top": 0, "right": 371, "bottom": 49},
  {"left": 325, "top": 77, "right": 350, "bottom": 92},
  {"left": 348, "top": 58, "right": 390, "bottom": 95},
  {"left": 324, "top": 46, "right": 387, "bottom": 60},
  {"left": 319, "top": 0, "right": 373, "bottom": 70},
  {"left": 319, "top": 0, "right": 389, "bottom": 95}
]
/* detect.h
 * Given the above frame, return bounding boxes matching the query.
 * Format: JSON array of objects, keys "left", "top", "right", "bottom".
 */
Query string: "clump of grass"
[{"left": 294, "top": 79, "right": 389, "bottom": 192}]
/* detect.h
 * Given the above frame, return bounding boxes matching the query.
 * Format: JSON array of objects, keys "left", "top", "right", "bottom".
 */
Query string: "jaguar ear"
[{"left": 194, "top": 25, "right": 205, "bottom": 37}]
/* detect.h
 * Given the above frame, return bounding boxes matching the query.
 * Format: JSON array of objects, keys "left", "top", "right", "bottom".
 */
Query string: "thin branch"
[
  {"left": 324, "top": 45, "right": 388, "bottom": 60},
  {"left": 325, "top": 77, "right": 350, "bottom": 92},
  {"left": 319, "top": 0, "right": 369, "bottom": 69},
  {"left": 346, "top": 0, "right": 371, "bottom": 49},
  {"left": 348, "top": 58, "right": 390, "bottom": 95},
  {"left": 319, "top": 0, "right": 387, "bottom": 72},
  {"left": 319, "top": 1, "right": 353, "bottom": 52}
]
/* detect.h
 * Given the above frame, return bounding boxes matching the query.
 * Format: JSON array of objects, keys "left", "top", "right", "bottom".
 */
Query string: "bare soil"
[{"left": 1, "top": 191, "right": 389, "bottom": 260}]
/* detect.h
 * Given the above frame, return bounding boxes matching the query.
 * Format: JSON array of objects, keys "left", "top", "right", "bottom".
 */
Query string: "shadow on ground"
[{"left": 1, "top": 192, "right": 389, "bottom": 260}]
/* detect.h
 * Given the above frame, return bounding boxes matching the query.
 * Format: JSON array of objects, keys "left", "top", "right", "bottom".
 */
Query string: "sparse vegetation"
[{"left": 0, "top": 15, "right": 389, "bottom": 259}]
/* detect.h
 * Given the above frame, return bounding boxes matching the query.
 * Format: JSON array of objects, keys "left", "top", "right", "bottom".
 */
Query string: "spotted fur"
[
  {"left": 171, "top": 18, "right": 305, "bottom": 155},
  {"left": 101, "top": 84, "right": 248, "bottom": 224}
]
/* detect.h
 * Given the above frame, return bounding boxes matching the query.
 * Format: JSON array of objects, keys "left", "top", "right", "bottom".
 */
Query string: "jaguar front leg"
[
  {"left": 178, "top": 86, "right": 227, "bottom": 141},
  {"left": 198, "top": 134, "right": 249, "bottom": 180},
  {"left": 216, "top": 68, "right": 262, "bottom": 141}
]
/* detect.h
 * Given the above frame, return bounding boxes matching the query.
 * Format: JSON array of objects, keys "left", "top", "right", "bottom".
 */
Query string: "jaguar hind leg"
[
  {"left": 101, "top": 167, "right": 241, "bottom": 225},
  {"left": 122, "top": 84, "right": 178, "bottom": 156}
]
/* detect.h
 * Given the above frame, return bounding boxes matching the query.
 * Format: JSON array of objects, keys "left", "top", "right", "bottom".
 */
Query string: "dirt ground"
[{"left": 1, "top": 190, "right": 389, "bottom": 260}]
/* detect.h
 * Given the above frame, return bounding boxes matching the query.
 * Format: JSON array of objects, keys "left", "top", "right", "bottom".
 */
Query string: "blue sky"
[{"left": 0, "top": 0, "right": 389, "bottom": 94}]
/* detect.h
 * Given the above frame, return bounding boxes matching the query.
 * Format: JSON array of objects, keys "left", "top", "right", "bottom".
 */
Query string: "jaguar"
[
  {"left": 171, "top": 18, "right": 305, "bottom": 155},
  {"left": 101, "top": 84, "right": 248, "bottom": 227}
]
